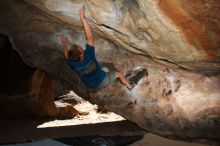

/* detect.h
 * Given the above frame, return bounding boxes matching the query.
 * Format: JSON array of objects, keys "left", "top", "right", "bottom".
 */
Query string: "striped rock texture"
[{"left": 0, "top": 0, "right": 219, "bottom": 141}]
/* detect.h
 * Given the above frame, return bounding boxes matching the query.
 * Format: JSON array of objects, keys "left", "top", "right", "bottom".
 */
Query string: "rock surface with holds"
[{"left": 0, "top": 0, "right": 220, "bottom": 142}]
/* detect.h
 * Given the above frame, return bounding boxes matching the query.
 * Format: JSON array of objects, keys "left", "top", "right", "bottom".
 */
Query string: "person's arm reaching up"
[
  {"left": 61, "top": 36, "right": 68, "bottom": 60},
  {"left": 79, "top": 5, "right": 95, "bottom": 46}
]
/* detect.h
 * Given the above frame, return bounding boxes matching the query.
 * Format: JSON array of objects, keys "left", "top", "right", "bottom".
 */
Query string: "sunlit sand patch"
[{"left": 38, "top": 91, "right": 125, "bottom": 128}]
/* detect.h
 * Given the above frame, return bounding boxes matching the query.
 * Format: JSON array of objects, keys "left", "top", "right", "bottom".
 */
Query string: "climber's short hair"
[{"left": 68, "top": 44, "right": 82, "bottom": 61}]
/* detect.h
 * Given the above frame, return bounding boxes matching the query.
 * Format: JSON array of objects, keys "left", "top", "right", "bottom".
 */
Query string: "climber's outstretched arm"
[
  {"left": 79, "top": 5, "right": 95, "bottom": 46},
  {"left": 61, "top": 36, "right": 68, "bottom": 60}
]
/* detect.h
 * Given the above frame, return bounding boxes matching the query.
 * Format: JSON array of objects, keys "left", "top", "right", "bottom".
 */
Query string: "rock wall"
[
  {"left": 25, "top": 0, "right": 220, "bottom": 72},
  {"left": 0, "top": 0, "right": 220, "bottom": 142}
]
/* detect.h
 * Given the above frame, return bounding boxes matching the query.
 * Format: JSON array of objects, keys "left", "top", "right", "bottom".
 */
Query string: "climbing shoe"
[{"left": 126, "top": 68, "right": 148, "bottom": 87}]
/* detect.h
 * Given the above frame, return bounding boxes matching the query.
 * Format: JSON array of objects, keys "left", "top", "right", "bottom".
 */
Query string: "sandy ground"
[
  {"left": 38, "top": 94, "right": 125, "bottom": 128},
  {"left": 0, "top": 92, "right": 145, "bottom": 144}
]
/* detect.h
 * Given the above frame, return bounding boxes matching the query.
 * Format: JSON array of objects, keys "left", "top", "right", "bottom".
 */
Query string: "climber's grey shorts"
[{"left": 97, "top": 71, "right": 117, "bottom": 89}]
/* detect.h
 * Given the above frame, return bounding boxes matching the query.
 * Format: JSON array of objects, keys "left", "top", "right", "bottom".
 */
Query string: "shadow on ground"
[{"left": 0, "top": 118, "right": 146, "bottom": 145}]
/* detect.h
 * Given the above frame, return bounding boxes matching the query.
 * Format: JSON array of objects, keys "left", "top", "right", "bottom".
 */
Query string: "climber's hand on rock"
[{"left": 60, "top": 36, "right": 67, "bottom": 46}]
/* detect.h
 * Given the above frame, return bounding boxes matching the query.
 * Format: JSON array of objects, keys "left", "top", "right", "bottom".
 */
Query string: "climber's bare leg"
[{"left": 115, "top": 72, "right": 132, "bottom": 90}]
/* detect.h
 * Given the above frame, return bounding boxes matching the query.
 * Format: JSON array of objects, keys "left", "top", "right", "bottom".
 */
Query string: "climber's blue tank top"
[{"left": 67, "top": 44, "right": 106, "bottom": 89}]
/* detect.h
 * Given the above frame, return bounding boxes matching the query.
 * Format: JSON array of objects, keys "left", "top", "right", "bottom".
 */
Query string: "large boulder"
[{"left": 0, "top": 0, "right": 220, "bottom": 142}]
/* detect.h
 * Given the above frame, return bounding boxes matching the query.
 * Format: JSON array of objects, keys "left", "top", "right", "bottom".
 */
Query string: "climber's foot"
[{"left": 126, "top": 68, "right": 148, "bottom": 86}]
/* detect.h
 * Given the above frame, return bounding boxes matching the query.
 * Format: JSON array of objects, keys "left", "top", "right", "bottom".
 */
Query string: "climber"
[{"left": 60, "top": 5, "right": 132, "bottom": 91}]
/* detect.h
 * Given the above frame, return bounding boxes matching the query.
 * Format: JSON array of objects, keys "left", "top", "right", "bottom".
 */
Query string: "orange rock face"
[{"left": 159, "top": 0, "right": 220, "bottom": 59}]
